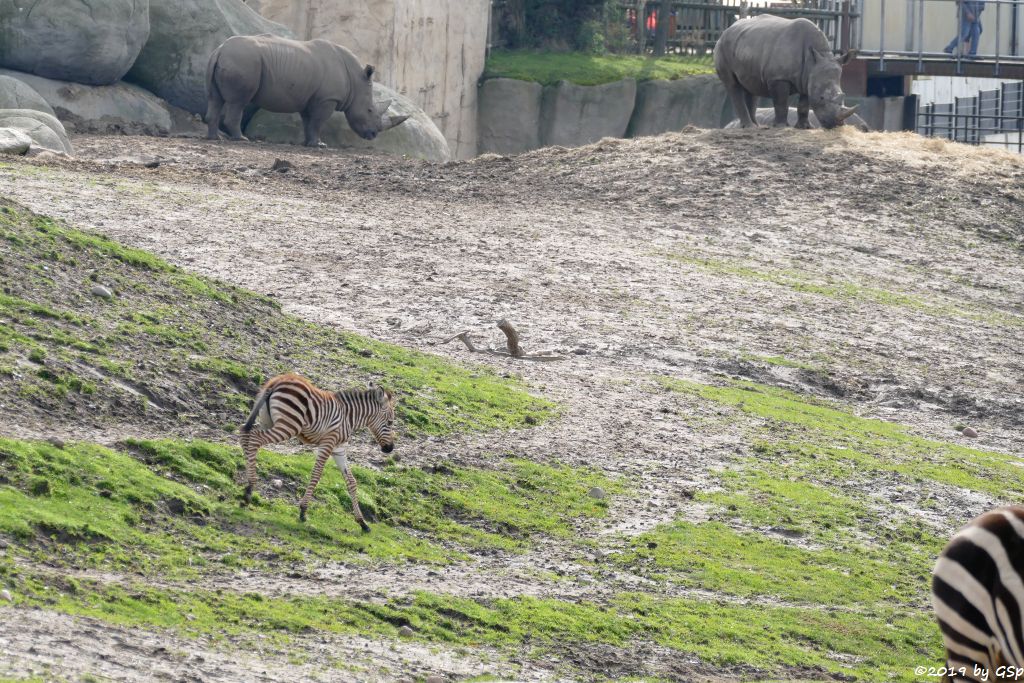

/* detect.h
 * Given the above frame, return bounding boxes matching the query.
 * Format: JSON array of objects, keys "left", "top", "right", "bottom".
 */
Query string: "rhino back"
[
  {"left": 715, "top": 16, "right": 830, "bottom": 96},
  {"left": 217, "top": 35, "right": 357, "bottom": 114}
]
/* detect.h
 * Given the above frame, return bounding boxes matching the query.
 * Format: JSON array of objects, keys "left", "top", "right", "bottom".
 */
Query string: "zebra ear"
[{"left": 372, "top": 386, "right": 387, "bottom": 403}]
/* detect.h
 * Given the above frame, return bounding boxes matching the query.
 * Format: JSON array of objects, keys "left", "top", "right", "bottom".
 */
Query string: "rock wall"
[
  {"left": 245, "top": 0, "right": 489, "bottom": 160},
  {"left": 479, "top": 75, "right": 733, "bottom": 156}
]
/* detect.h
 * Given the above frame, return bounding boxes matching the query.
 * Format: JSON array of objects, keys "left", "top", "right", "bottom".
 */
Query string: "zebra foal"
[
  {"left": 239, "top": 372, "right": 397, "bottom": 531},
  {"left": 932, "top": 505, "right": 1024, "bottom": 682}
]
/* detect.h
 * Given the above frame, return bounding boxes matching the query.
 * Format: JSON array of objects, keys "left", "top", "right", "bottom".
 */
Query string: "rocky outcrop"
[
  {"left": 0, "top": 69, "right": 203, "bottom": 137},
  {"left": 627, "top": 75, "right": 732, "bottom": 137},
  {"left": 0, "top": 110, "right": 72, "bottom": 155},
  {"left": 0, "top": 75, "right": 53, "bottom": 117},
  {"left": 126, "top": 0, "right": 292, "bottom": 115},
  {"left": 246, "top": 84, "right": 451, "bottom": 162},
  {"left": 0, "top": 127, "right": 31, "bottom": 155},
  {"left": 540, "top": 79, "right": 637, "bottom": 148},
  {"left": 477, "top": 78, "right": 543, "bottom": 156},
  {"left": 0, "top": 0, "right": 149, "bottom": 85}
]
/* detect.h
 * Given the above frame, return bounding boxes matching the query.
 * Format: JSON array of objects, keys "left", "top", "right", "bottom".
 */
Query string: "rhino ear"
[
  {"left": 838, "top": 49, "right": 857, "bottom": 66},
  {"left": 364, "top": 64, "right": 375, "bottom": 81}
]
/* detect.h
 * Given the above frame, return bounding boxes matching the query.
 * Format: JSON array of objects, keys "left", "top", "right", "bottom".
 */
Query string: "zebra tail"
[{"left": 241, "top": 387, "right": 275, "bottom": 433}]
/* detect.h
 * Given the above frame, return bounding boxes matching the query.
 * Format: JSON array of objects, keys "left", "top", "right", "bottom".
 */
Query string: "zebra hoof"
[
  {"left": 299, "top": 506, "right": 307, "bottom": 523},
  {"left": 241, "top": 484, "right": 253, "bottom": 505},
  {"left": 358, "top": 519, "right": 371, "bottom": 533}
]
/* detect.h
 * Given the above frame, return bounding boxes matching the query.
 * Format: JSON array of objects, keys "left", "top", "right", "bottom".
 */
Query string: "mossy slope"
[{"left": 0, "top": 199, "right": 555, "bottom": 437}]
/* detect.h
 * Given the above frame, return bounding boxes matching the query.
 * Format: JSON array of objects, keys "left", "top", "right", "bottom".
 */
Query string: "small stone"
[
  {"left": 962, "top": 427, "right": 979, "bottom": 438},
  {"left": 271, "top": 479, "right": 283, "bottom": 489},
  {"left": 1, "top": 589, "right": 12, "bottom": 602},
  {"left": 271, "top": 158, "right": 293, "bottom": 172},
  {"left": 587, "top": 486, "right": 607, "bottom": 500},
  {"left": 397, "top": 625, "right": 415, "bottom": 637},
  {"left": 425, "top": 676, "right": 444, "bottom": 683},
  {"left": 46, "top": 436, "right": 64, "bottom": 449},
  {"left": 90, "top": 285, "right": 113, "bottom": 299}
]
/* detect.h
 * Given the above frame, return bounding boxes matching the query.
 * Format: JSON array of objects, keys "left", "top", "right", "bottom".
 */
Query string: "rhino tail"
[{"left": 205, "top": 47, "right": 224, "bottom": 116}]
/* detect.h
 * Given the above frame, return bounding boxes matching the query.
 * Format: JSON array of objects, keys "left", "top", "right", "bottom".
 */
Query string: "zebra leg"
[
  {"left": 298, "top": 439, "right": 338, "bottom": 523},
  {"left": 240, "top": 422, "right": 300, "bottom": 503},
  {"left": 333, "top": 449, "right": 370, "bottom": 533}
]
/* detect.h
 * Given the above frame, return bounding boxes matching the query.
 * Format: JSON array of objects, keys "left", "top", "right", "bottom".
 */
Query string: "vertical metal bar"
[
  {"left": 917, "top": 0, "right": 924, "bottom": 71},
  {"left": 880, "top": 0, "right": 886, "bottom": 69},
  {"left": 996, "top": 0, "right": 1002, "bottom": 75},
  {"left": 956, "top": 0, "right": 963, "bottom": 73}
]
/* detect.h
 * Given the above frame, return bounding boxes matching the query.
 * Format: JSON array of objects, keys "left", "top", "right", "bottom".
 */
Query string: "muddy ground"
[{"left": 0, "top": 128, "right": 1023, "bottom": 681}]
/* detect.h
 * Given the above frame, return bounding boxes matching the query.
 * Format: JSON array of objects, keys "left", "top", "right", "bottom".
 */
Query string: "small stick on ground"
[
  {"left": 441, "top": 319, "right": 564, "bottom": 361},
  {"left": 497, "top": 319, "right": 525, "bottom": 358}
]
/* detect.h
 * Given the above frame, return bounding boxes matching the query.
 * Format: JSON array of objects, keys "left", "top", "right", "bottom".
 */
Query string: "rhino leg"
[
  {"left": 727, "top": 85, "right": 757, "bottom": 128},
  {"left": 770, "top": 82, "right": 791, "bottom": 128},
  {"left": 206, "top": 95, "right": 224, "bottom": 140},
  {"left": 795, "top": 95, "right": 811, "bottom": 129},
  {"left": 301, "top": 101, "right": 335, "bottom": 148},
  {"left": 222, "top": 102, "right": 249, "bottom": 142}
]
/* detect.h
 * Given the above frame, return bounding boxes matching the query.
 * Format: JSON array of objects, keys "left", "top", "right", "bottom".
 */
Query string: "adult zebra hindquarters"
[{"left": 931, "top": 506, "right": 1024, "bottom": 682}]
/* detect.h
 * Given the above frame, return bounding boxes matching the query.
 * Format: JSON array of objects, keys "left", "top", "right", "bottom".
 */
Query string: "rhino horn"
[
  {"left": 380, "top": 113, "right": 410, "bottom": 131},
  {"left": 837, "top": 105, "right": 858, "bottom": 122},
  {"left": 376, "top": 99, "right": 395, "bottom": 116}
]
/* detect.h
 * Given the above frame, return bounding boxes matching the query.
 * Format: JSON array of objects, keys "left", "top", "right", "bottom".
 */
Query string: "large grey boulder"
[
  {"left": 478, "top": 78, "right": 543, "bottom": 155},
  {"left": 627, "top": 75, "right": 733, "bottom": 137},
  {"left": 0, "top": 0, "right": 149, "bottom": 85},
  {"left": 246, "top": 83, "right": 451, "bottom": 162},
  {"left": 540, "top": 79, "right": 637, "bottom": 148},
  {"left": 126, "top": 0, "right": 293, "bottom": 115},
  {"left": 0, "top": 109, "right": 72, "bottom": 154},
  {"left": 0, "top": 69, "right": 203, "bottom": 137},
  {"left": 724, "top": 106, "right": 870, "bottom": 132},
  {"left": 0, "top": 75, "right": 54, "bottom": 117},
  {"left": 0, "top": 127, "right": 31, "bottom": 155}
]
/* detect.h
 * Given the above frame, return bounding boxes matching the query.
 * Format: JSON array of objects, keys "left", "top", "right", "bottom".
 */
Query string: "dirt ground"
[{"left": 0, "top": 127, "right": 1023, "bottom": 681}]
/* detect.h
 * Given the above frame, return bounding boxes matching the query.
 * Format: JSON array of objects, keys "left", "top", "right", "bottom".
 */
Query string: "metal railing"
[
  {"left": 917, "top": 80, "right": 1024, "bottom": 152},
  {"left": 619, "top": 1, "right": 855, "bottom": 55},
  {"left": 858, "top": 0, "right": 1024, "bottom": 74}
]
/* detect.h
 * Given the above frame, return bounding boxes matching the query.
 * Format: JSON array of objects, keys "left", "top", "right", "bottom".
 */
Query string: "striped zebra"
[
  {"left": 932, "top": 506, "right": 1024, "bottom": 682},
  {"left": 239, "top": 372, "right": 397, "bottom": 532}
]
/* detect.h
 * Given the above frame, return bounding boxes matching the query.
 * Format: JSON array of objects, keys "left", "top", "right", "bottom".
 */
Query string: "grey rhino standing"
[
  {"left": 714, "top": 15, "right": 858, "bottom": 129},
  {"left": 205, "top": 35, "right": 408, "bottom": 147}
]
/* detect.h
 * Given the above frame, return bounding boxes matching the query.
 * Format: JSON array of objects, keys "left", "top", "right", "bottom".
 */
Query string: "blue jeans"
[{"left": 946, "top": 16, "right": 982, "bottom": 55}]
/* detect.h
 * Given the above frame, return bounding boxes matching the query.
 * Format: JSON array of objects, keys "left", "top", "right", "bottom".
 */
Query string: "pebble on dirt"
[
  {"left": 424, "top": 676, "right": 444, "bottom": 683},
  {"left": 1, "top": 589, "right": 12, "bottom": 602},
  {"left": 397, "top": 625, "right": 416, "bottom": 637},
  {"left": 587, "top": 486, "right": 607, "bottom": 500},
  {"left": 46, "top": 436, "right": 64, "bottom": 449},
  {"left": 90, "top": 284, "right": 113, "bottom": 299},
  {"left": 961, "top": 426, "right": 979, "bottom": 438}
]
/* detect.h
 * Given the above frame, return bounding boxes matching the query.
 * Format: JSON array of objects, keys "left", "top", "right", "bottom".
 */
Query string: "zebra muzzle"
[{"left": 380, "top": 442, "right": 394, "bottom": 454}]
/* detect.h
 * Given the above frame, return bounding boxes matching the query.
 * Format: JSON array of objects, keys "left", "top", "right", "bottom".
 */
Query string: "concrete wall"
[
  {"left": 479, "top": 75, "right": 735, "bottom": 156},
  {"left": 245, "top": 0, "right": 489, "bottom": 159}
]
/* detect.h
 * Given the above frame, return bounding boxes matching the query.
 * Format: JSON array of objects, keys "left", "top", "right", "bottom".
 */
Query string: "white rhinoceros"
[
  {"left": 714, "top": 15, "right": 858, "bottom": 130},
  {"left": 205, "top": 35, "right": 408, "bottom": 147}
]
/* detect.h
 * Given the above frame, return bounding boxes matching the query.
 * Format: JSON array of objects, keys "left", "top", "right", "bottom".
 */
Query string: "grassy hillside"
[{"left": 0, "top": 199, "right": 555, "bottom": 437}]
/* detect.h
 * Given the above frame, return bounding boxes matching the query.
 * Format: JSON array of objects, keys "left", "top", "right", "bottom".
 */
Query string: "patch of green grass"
[
  {"left": 0, "top": 438, "right": 620, "bottom": 573},
  {"left": 618, "top": 519, "right": 924, "bottom": 608},
  {"left": 668, "top": 254, "right": 1024, "bottom": 327},
  {"left": 0, "top": 198, "right": 557, "bottom": 436},
  {"left": 739, "top": 353, "right": 820, "bottom": 371},
  {"left": 483, "top": 50, "right": 714, "bottom": 86},
  {"left": 3, "top": 562, "right": 940, "bottom": 683}
]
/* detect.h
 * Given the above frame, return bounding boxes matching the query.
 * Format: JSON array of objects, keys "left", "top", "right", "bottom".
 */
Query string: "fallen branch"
[{"left": 442, "top": 320, "right": 564, "bottom": 361}]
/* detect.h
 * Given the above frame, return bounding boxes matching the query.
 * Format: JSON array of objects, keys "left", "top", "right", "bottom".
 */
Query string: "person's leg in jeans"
[
  {"left": 967, "top": 19, "right": 982, "bottom": 55},
  {"left": 945, "top": 10, "right": 973, "bottom": 53}
]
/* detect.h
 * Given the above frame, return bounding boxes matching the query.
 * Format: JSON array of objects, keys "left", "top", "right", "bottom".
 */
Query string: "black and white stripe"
[
  {"left": 932, "top": 506, "right": 1024, "bottom": 682},
  {"left": 239, "top": 372, "right": 396, "bottom": 531}
]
